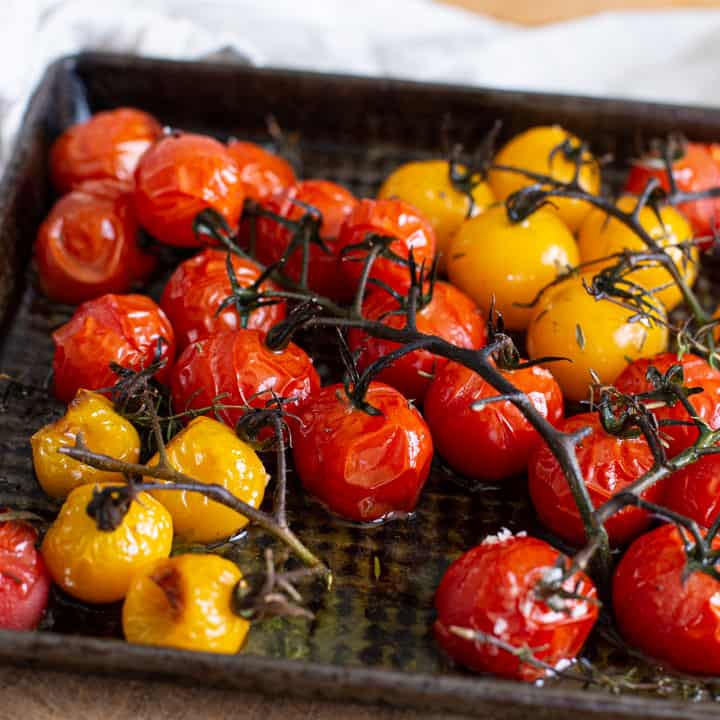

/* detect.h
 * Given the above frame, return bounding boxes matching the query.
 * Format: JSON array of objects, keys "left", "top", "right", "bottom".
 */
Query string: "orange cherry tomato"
[{"left": 227, "top": 141, "right": 296, "bottom": 201}]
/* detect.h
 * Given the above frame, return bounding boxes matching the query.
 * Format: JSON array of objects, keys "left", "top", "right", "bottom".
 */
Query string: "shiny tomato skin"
[
  {"left": 160, "top": 248, "right": 285, "bottom": 349},
  {"left": 425, "top": 361, "right": 563, "bottom": 481},
  {"left": 336, "top": 199, "right": 437, "bottom": 296},
  {"left": 292, "top": 382, "right": 433, "bottom": 522},
  {"left": 528, "top": 413, "right": 659, "bottom": 546},
  {"left": 347, "top": 282, "right": 486, "bottom": 402},
  {"left": 663, "top": 453, "right": 720, "bottom": 528},
  {"left": 0, "top": 521, "right": 51, "bottom": 631},
  {"left": 170, "top": 329, "right": 320, "bottom": 429},
  {"left": 434, "top": 533, "right": 598, "bottom": 681},
  {"left": 226, "top": 141, "right": 296, "bottom": 202},
  {"left": 614, "top": 352, "right": 720, "bottom": 456},
  {"left": 50, "top": 108, "right": 162, "bottom": 193},
  {"left": 613, "top": 524, "right": 720, "bottom": 674},
  {"left": 134, "top": 133, "right": 245, "bottom": 248},
  {"left": 254, "top": 180, "right": 357, "bottom": 301},
  {"left": 52, "top": 294, "right": 176, "bottom": 403}
]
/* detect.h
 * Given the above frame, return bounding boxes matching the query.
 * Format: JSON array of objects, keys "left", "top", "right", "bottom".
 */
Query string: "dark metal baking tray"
[{"left": 2, "top": 52, "right": 720, "bottom": 719}]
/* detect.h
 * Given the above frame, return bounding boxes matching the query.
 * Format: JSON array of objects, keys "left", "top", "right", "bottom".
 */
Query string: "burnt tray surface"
[{"left": 2, "top": 53, "right": 720, "bottom": 719}]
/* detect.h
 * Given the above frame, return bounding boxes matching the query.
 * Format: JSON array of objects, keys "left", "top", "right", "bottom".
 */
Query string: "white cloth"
[{"left": 4, "top": 1, "right": 720, "bottom": 166}]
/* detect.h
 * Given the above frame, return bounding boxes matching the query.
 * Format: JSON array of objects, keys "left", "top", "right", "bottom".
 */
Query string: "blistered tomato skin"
[
  {"left": 613, "top": 524, "right": 720, "bottom": 675},
  {"left": 0, "top": 521, "right": 51, "bottom": 631},
  {"left": 31, "top": 390, "right": 140, "bottom": 499},
  {"left": 347, "top": 282, "right": 486, "bottom": 403},
  {"left": 425, "top": 361, "right": 563, "bottom": 481},
  {"left": 663, "top": 453, "right": 720, "bottom": 527},
  {"left": 123, "top": 553, "right": 249, "bottom": 654},
  {"left": 148, "top": 417, "right": 268, "bottom": 544},
  {"left": 50, "top": 108, "right": 162, "bottom": 193},
  {"left": 52, "top": 293, "right": 176, "bottom": 403},
  {"left": 134, "top": 133, "right": 245, "bottom": 248},
  {"left": 434, "top": 534, "right": 598, "bottom": 681},
  {"left": 161, "top": 249, "right": 285, "bottom": 349},
  {"left": 528, "top": 413, "right": 659, "bottom": 547},
  {"left": 170, "top": 329, "right": 320, "bottom": 430},
  {"left": 227, "top": 141, "right": 296, "bottom": 201},
  {"left": 292, "top": 382, "right": 433, "bottom": 522},
  {"left": 41, "top": 483, "right": 173, "bottom": 604},
  {"left": 336, "top": 199, "right": 437, "bottom": 296}
]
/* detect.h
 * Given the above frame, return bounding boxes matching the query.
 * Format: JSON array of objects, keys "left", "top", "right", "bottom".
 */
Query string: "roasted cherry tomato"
[
  {"left": 50, "top": 108, "right": 162, "bottom": 193},
  {"left": 134, "top": 132, "right": 245, "bottom": 248},
  {"left": 425, "top": 360, "right": 563, "bottom": 481},
  {"left": 336, "top": 199, "right": 436, "bottom": 296},
  {"left": 489, "top": 125, "right": 601, "bottom": 232},
  {"left": 614, "top": 352, "right": 720, "bottom": 456},
  {"left": 447, "top": 204, "right": 578, "bottom": 331},
  {"left": 613, "top": 524, "right": 720, "bottom": 674},
  {"left": 42, "top": 483, "right": 173, "bottom": 604},
  {"left": 664, "top": 453, "right": 720, "bottom": 528},
  {"left": 577, "top": 195, "right": 696, "bottom": 311},
  {"left": 292, "top": 382, "right": 433, "bottom": 522},
  {"left": 527, "top": 275, "right": 668, "bottom": 403},
  {"left": 35, "top": 181, "right": 155, "bottom": 305},
  {"left": 0, "top": 520, "right": 50, "bottom": 630},
  {"left": 31, "top": 389, "right": 140, "bottom": 499},
  {"left": 52, "top": 294, "right": 176, "bottom": 403},
  {"left": 254, "top": 180, "right": 357, "bottom": 301},
  {"left": 625, "top": 142, "right": 720, "bottom": 243},
  {"left": 160, "top": 248, "right": 285, "bottom": 349},
  {"left": 377, "top": 160, "right": 494, "bottom": 270},
  {"left": 434, "top": 532, "right": 598, "bottom": 681},
  {"left": 347, "top": 282, "right": 485, "bottom": 402},
  {"left": 170, "top": 329, "right": 320, "bottom": 430},
  {"left": 123, "top": 553, "right": 249, "bottom": 654},
  {"left": 528, "top": 413, "right": 659, "bottom": 546},
  {"left": 227, "top": 140, "right": 296, "bottom": 201}
]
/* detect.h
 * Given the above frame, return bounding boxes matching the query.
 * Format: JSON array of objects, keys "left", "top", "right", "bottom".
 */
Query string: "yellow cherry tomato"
[
  {"left": 577, "top": 195, "right": 696, "bottom": 311},
  {"left": 447, "top": 204, "right": 579, "bottom": 331},
  {"left": 377, "top": 160, "right": 495, "bottom": 269},
  {"left": 31, "top": 389, "right": 140, "bottom": 498},
  {"left": 41, "top": 482, "right": 173, "bottom": 604},
  {"left": 527, "top": 275, "right": 668, "bottom": 403},
  {"left": 122, "top": 553, "right": 249, "bottom": 654},
  {"left": 489, "top": 125, "right": 601, "bottom": 232},
  {"left": 148, "top": 417, "right": 268, "bottom": 543}
]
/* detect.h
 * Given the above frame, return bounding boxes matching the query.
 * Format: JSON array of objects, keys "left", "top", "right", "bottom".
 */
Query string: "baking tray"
[{"left": 2, "top": 52, "right": 720, "bottom": 719}]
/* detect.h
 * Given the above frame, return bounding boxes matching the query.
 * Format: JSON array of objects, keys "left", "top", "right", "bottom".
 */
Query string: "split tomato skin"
[
  {"left": 134, "top": 132, "right": 245, "bottom": 248},
  {"left": 347, "top": 282, "right": 486, "bottom": 402},
  {"left": 292, "top": 382, "right": 433, "bottom": 523},
  {"left": 52, "top": 294, "right": 176, "bottom": 403},
  {"left": 160, "top": 248, "right": 285, "bottom": 349},
  {"left": 0, "top": 521, "right": 51, "bottom": 631},
  {"left": 434, "top": 533, "right": 598, "bottom": 681},
  {"left": 227, "top": 141, "right": 296, "bottom": 201},
  {"left": 528, "top": 413, "right": 659, "bottom": 547},
  {"left": 50, "top": 108, "right": 162, "bottom": 193},
  {"left": 425, "top": 361, "right": 563, "bottom": 481}
]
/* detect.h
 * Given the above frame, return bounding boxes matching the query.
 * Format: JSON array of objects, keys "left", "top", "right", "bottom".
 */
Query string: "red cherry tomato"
[
  {"left": 35, "top": 181, "right": 155, "bottom": 305},
  {"left": 134, "top": 133, "right": 245, "bottom": 248},
  {"left": 161, "top": 249, "right": 285, "bottom": 349},
  {"left": 0, "top": 520, "right": 51, "bottom": 631},
  {"left": 254, "top": 180, "right": 357, "bottom": 301},
  {"left": 663, "top": 453, "right": 720, "bottom": 528},
  {"left": 613, "top": 523, "right": 720, "bottom": 674},
  {"left": 171, "top": 329, "right": 319, "bottom": 429},
  {"left": 434, "top": 533, "right": 598, "bottom": 681},
  {"left": 625, "top": 142, "right": 720, "bottom": 244},
  {"left": 50, "top": 108, "right": 162, "bottom": 194},
  {"left": 614, "top": 352, "right": 720, "bottom": 456},
  {"left": 425, "top": 360, "right": 563, "bottom": 481},
  {"left": 226, "top": 141, "right": 296, "bottom": 201},
  {"left": 528, "top": 413, "right": 659, "bottom": 546},
  {"left": 52, "top": 293, "right": 176, "bottom": 403},
  {"left": 292, "top": 382, "right": 433, "bottom": 522},
  {"left": 347, "top": 282, "right": 485, "bottom": 403},
  {"left": 336, "top": 199, "right": 437, "bottom": 296}
]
